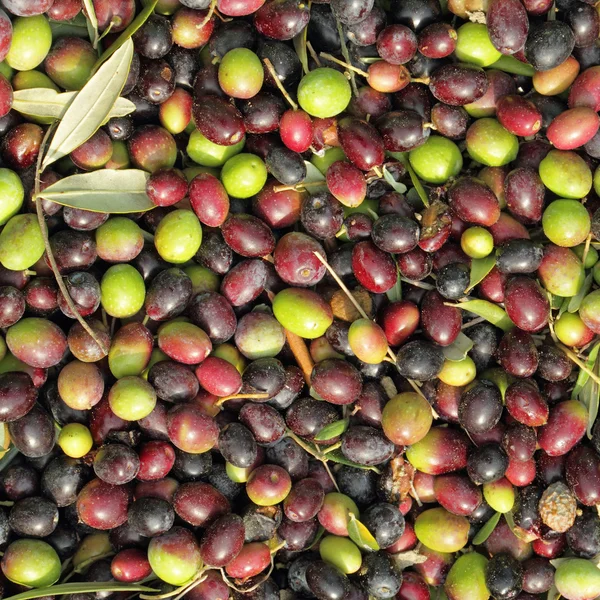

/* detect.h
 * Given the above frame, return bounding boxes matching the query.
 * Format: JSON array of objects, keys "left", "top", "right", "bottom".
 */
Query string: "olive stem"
[
  {"left": 558, "top": 343, "right": 600, "bottom": 386},
  {"left": 319, "top": 52, "right": 369, "bottom": 78},
  {"left": 61, "top": 552, "right": 116, "bottom": 583},
  {"left": 461, "top": 316, "right": 486, "bottom": 329},
  {"left": 262, "top": 58, "right": 298, "bottom": 111},
  {"left": 216, "top": 392, "right": 271, "bottom": 406},
  {"left": 286, "top": 430, "right": 340, "bottom": 492},
  {"left": 400, "top": 277, "right": 435, "bottom": 290},
  {"left": 334, "top": 21, "right": 359, "bottom": 96},
  {"left": 322, "top": 441, "right": 342, "bottom": 454},
  {"left": 582, "top": 233, "right": 593, "bottom": 267},
  {"left": 199, "top": 0, "right": 217, "bottom": 27},
  {"left": 273, "top": 180, "right": 324, "bottom": 193},
  {"left": 34, "top": 124, "right": 110, "bottom": 357},
  {"left": 285, "top": 329, "right": 314, "bottom": 385},
  {"left": 306, "top": 41, "right": 321, "bottom": 67}
]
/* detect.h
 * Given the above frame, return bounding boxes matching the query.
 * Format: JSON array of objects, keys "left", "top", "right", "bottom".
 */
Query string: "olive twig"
[
  {"left": 216, "top": 392, "right": 271, "bottom": 406},
  {"left": 34, "top": 124, "right": 110, "bottom": 357},
  {"left": 306, "top": 41, "right": 321, "bottom": 67},
  {"left": 319, "top": 52, "right": 369, "bottom": 78},
  {"left": 286, "top": 430, "right": 340, "bottom": 491},
  {"left": 334, "top": 21, "right": 359, "bottom": 96},
  {"left": 262, "top": 58, "right": 298, "bottom": 111},
  {"left": 199, "top": 0, "right": 217, "bottom": 27},
  {"left": 582, "top": 233, "right": 593, "bottom": 267}
]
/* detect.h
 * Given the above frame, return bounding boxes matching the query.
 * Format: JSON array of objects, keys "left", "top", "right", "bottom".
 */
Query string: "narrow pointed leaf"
[
  {"left": 386, "top": 268, "right": 402, "bottom": 302},
  {"left": 453, "top": 299, "right": 514, "bottom": 332},
  {"left": 491, "top": 55, "right": 535, "bottom": 77},
  {"left": 303, "top": 161, "right": 328, "bottom": 194},
  {"left": 472, "top": 511, "right": 501, "bottom": 545},
  {"left": 382, "top": 165, "right": 407, "bottom": 194},
  {"left": 49, "top": 13, "right": 89, "bottom": 38},
  {"left": 314, "top": 418, "right": 350, "bottom": 441},
  {"left": 393, "top": 153, "right": 429, "bottom": 208},
  {"left": 0, "top": 445, "right": 18, "bottom": 473},
  {"left": 325, "top": 449, "right": 381, "bottom": 473},
  {"left": 348, "top": 515, "right": 380, "bottom": 551},
  {"left": 95, "top": 0, "right": 159, "bottom": 68},
  {"left": 3, "top": 582, "right": 157, "bottom": 600},
  {"left": 12, "top": 89, "right": 135, "bottom": 121},
  {"left": 442, "top": 332, "right": 474, "bottom": 362},
  {"left": 81, "top": 0, "right": 100, "bottom": 49},
  {"left": 293, "top": 28, "right": 309, "bottom": 75},
  {"left": 38, "top": 169, "right": 154, "bottom": 214},
  {"left": 568, "top": 271, "right": 593, "bottom": 313},
  {"left": 573, "top": 341, "right": 600, "bottom": 398},
  {"left": 467, "top": 255, "right": 496, "bottom": 292},
  {"left": 42, "top": 38, "right": 134, "bottom": 170}
]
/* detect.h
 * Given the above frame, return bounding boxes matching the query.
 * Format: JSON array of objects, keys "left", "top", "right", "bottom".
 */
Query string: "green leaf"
[
  {"left": 314, "top": 418, "right": 350, "bottom": 441},
  {"left": 466, "top": 255, "right": 496, "bottom": 292},
  {"left": 581, "top": 363, "right": 599, "bottom": 439},
  {"left": 3, "top": 582, "right": 157, "bottom": 600},
  {"left": 38, "top": 169, "right": 154, "bottom": 214},
  {"left": 302, "top": 161, "right": 328, "bottom": 194},
  {"left": 472, "top": 511, "right": 501, "bottom": 545},
  {"left": 81, "top": 0, "right": 100, "bottom": 49},
  {"left": 0, "top": 445, "right": 18, "bottom": 473},
  {"left": 386, "top": 267, "right": 402, "bottom": 303},
  {"left": 393, "top": 153, "right": 429, "bottom": 208},
  {"left": 94, "top": 0, "right": 158, "bottom": 69},
  {"left": 49, "top": 13, "right": 89, "bottom": 38},
  {"left": 326, "top": 449, "right": 381, "bottom": 473},
  {"left": 442, "top": 331, "right": 474, "bottom": 362},
  {"left": 309, "top": 386, "right": 326, "bottom": 401},
  {"left": 42, "top": 39, "right": 134, "bottom": 170},
  {"left": 490, "top": 55, "right": 535, "bottom": 77},
  {"left": 481, "top": 368, "right": 513, "bottom": 401},
  {"left": 293, "top": 28, "right": 309, "bottom": 76},
  {"left": 382, "top": 165, "right": 408, "bottom": 194},
  {"left": 568, "top": 271, "right": 593, "bottom": 313},
  {"left": 558, "top": 295, "right": 571, "bottom": 316},
  {"left": 12, "top": 89, "right": 135, "bottom": 121},
  {"left": 453, "top": 299, "right": 514, "bottom": 332},
  {"left": 348, "top": 515, "right": 380, "bottom": 551},
  {"left": 573, "top": 341, "right": 600, "bottom": 398}
]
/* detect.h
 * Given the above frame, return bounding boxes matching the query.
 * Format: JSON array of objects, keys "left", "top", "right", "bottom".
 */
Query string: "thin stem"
[
  {"left": 582, "top": 233, "right": 593, "bottom": 267},
  {"left": 306, "top": 41, "right": 321, "bottom": 67},
  {"left": 322, "top": 441, "right": 341, "bottom": 454},
  {"left": 461, "top": 317, "right": 486, "bottom": 330},
  {"left": 335, "top": 20, "right": 359, "bottom": 95},
  {"left": 216, "top": 392, "right": 270, "bottom": 406},
  {"left": 400, "top": 277, "right": 435, "bottom": 290},
  {"left": 273, "top": 180, "right": 324, "bottom": 193},
  {"left": 558, "top": 342, "right": 600, "bottom": 386},
  {"left": 262, "top": 58, "right": 298, "bottom": 111},
  {"left": 34, "top": 125, "right": 110, "bottom": 357},
  {"left": 285, "top": 329, "right": 314, "bottom": 385},
  {"left": 319, "top": 52, "right": 369, "bottom": 78},
  {"left": 286, "top": 430, "right": 340, "bottom": 491},
  {"left": 199, "top": 0, "right": 217, "bottom": 27}
]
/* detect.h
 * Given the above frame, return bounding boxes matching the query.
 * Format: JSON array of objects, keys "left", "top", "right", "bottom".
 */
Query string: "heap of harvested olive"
[{"left": 0, "top": 0, "right": 598, "bottom": 599}]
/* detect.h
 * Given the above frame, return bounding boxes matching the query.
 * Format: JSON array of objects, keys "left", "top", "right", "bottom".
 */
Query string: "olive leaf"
[
  {"left": 293, "top": 28, "right": 309, "bottom": 76},
  {"left": 452, "top": 299, "right": 514, "bottom": 332},
  {"left": 386, "top": 268, "right": 402, "bottom": 303},
  {"left": 472, "top": 511, "right": 501, "bottom": 545},
  {"left": 466, "top": 255, "right": 496, "bottom": 292},
  {"left": 347, "top": 514, "right": 380, "bottom": 551},
  {"left": 37, "top": 169, "right": 154, "bottom": 214},
  {"left": 314, "top": 418, "right": 350, "bottom": 441},
  {"left": 481, "top": 368, "right": 513, "bottom": 400},
  {"left": 81, "top": 0, "right": 100, "bottom": 49},
  {"left": 3, "top": 582, "right": 157, "bottom": 600},
  {"left": 581, "top": 360, "right": 599, "bottom": 439},
  {"left": 568, "top": 271, "right": 593, "bottom": 313},
  {"left": 42, "top": 39, "right": 134, "bottom": 170},
  {"left": 303, "top": 161, "right": 328, "bottom": 193},
  {"left": 95, "top": 0, "right": 159, "bottom": 68},
  {"left": 491, "top": 55, "right": 535, "bottom": 77},
  {"left": 325, "top": 449, "right": 381, "bottom": 473},
  {"left": 382, "top": 165, "right": 408, "bottom": 195},
  {"left": 49, "top": 13, "right": 89, "bottom": 38},
  {"left": 0, "top": 445, "right": 18, "bottom": 473},
  {"left": 546, "top": 584, "right": 561, "bottom": 600},
  {"left": 12, "top": 89, "right": 135, "bottom": 121},
  {"left": 391, "top": 153, "right": 429, "bottom": 208},
  {"left": 309, "top": 386, "right": 326, "bottom": 401},
  {"left": 442, "top": 331, "right": 474, "bottom": 362},
  {"left": 573, "top": 341, "right": 600, "bottom": 398}
]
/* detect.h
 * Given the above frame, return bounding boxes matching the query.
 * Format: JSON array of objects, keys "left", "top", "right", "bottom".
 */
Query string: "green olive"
[
  {"left": 154, "top": 209, "right": 203, "bottom": 264},
  {"left": 221, "top": 153, "right": 268, "bottom": 198},
  {"left": 5, "top": 15, "right": 52, "bottom": 71},
  {"left": 0, "top": 214, "right": 45, "bottom": 271},
  {"left": 541, "top": 150, "right": 592, "bottom": 199},
  {"left": 408, "top": 136, "right": 463, "bottom": 184},
  {"left": 297, "top": 68, "right": 352, "bottom": 119},
  {"left": 466, "top": 118, "right": 519, "bottom": 167},
  {"left": 187, "top": 129, "right": 245, "bottom": 167},
  {"left": 455, "top": 23, "right": 501, "bottom": 67},
  {"left": 100, "top": 264, "right": 146, "bottom": 318}
]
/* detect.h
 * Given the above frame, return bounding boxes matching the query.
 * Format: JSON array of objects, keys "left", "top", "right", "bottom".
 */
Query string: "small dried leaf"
[
  {"left": 12, "top": 89, "right": 135, "bottom": 121},
  {"left": 389, "top": 550, "right": 427, "bottom": 571},
  {"left": 348, "top": 515, "right": 380, "bottom": 551},
  {"left": 472, "top": 511, "right": 501, "bottom": 545},
  {"left": 330, "top": 288, "right": 373, "bottom": 322},
  {"left": 38, "top": 169, "right": 154, "bottom": 214},
  {"left": 42, "top": 38, "right": 134, "bottom": 170}
]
